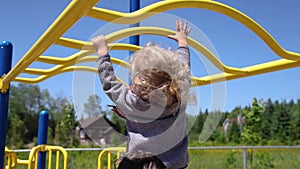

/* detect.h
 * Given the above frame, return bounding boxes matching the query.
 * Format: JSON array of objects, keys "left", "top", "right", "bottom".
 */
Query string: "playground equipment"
[
  {"left": 1, "top": 0, "right": 300, "bottom": 168},
  {"left": 4, "top": 145, "right": 68, "bottom": 169},
  {"left": 98, "top": 147, "right": 126, "bottom": 169},
  {"left": 4, "top": 147, "right": 17, "bottom": 169}
]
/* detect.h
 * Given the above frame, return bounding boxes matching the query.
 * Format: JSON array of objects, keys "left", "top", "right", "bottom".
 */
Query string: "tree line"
[
  {"left": 189, "top": 98, "right": 300, "bottom": 145},
  {"left": 7, "top": 84, "right": 78, "bottom": 148},
  {"left": 5, "top": 84, "right": 300, "bottom": 148}
]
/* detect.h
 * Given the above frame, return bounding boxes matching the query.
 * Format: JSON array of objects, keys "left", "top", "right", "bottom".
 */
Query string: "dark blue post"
[
  {"left": 0, "top": 41, "right": 13, "bottom": 168},
  {"left": 37, "top": 110, "right": 48, "bottom": 169},
  {"left": 129, "top": 0, "right": 140, "bottom": 85},
  {"left": 129, "top": 0, "right": 140, "bottom": 51}
]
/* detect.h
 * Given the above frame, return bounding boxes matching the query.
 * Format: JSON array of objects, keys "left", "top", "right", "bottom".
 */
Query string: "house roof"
[
  {"left": 79, "top": 116, "right": 104, "bottom": 128},
  {"left": 79, "top": 115, "right": 123, "bottom": 134}
]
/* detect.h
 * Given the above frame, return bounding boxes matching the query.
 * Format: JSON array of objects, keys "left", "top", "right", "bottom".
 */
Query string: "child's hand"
[
  {"left": 91, "top": 35, "right": 109, "bottom": 56},
  {"left": 167, "top": 20, "right": 191, "bottom": 47}
]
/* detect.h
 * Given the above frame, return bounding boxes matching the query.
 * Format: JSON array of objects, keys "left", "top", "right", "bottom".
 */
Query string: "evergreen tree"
[
  {"left": 271, "top": 100, "right": 281, "bottom": 141},
  {"left": 227, "top": 121, "right": 241, "bottom": 144},
  {"left": 241, "top": 98, "right": 264, "bottom": 145},
  {"left": 261, "top": 98, "right": 274, "bottom": 141},
  {"left": 289, "top": 99, "right": 300, "bottom": 143},
  {"left": 276, "top": 100, "right": 292, "bottom": 143},
  {"left": 191, "top": 110, "right": 206, "bottom": 135},
  {"left": 55, "top": 104, "right": 79, "bottom": 147}
]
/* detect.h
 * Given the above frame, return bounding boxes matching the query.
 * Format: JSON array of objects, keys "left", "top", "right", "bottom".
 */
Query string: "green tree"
[
  {"left": 84, "top": 95, "right": 102, "bottom": 117},
  {"left": 7, "top": 84, "right": 41, "bottom": 145},
  {"left": 189, "top": 110, "right": 207, "bottom": 141},
  {"left": 7, "top": 84, "right": 73, "bottom": 148},
  {"left": 227, "top": 121, "right": 241, "bottom": 144},
  {"left": 204, "top": 111, "right": 223, "bottom": 143},
  {"left": 270, "top": 100, "right": 281, "bottom": 141},
  {"left": 241, "top": 98, "right": 264, "bottom": 145},
  {"left": 261, "top": 98, "right": 274, "bottom": 142},
  {"left": 290, "top": 99, "right": 300, "bottom": 143},
  {"left": 110, "top": 111, "right": 126, "bottom": 135},
  {"left": 276, "top": 100, "right": 292, "bottom": 143},
  {"left": 6, "top": 112, "right": 25, "bottom": 148},
  {"left": 55, "top": 104, "right": 79, "bottom": 147}
]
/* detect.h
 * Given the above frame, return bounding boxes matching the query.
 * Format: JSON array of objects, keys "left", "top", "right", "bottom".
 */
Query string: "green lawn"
[{"left": 13, "top": 148, "right": 300, "bottom": 169}]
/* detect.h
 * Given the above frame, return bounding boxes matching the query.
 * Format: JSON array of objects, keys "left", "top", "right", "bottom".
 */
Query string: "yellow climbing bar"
[
  {"left": 4, "top": 147, "right": 18, "bottom": 169},
  {"left": 194, "top": 59, "right": 300, "bottom": 86},
  {"left": 27, "top": 145, "right": 68, "bottom": 169},
  {"left": 86, "top": 0, "right": 300, "bottom": 61},
  {"left": 2, "top": 0, "right": 99, "bottom": 86},
  {"left": 98, "top": 147, "right": 126, "bottom": 169},
  {"left": 3, "top": 0, "right": 300, "bottom": 87},
  {"left": 103, "top": 26, "right": 246, "bottom": 74},
  {"left": 28, "top": 26, "right": 245, "bottom": 79},
  {"left": 4, "top": 145, "right": 68, "bottom": 169}
]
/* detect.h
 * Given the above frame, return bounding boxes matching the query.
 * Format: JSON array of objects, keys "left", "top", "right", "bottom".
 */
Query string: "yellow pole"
[
  {"left": 108, "top": 152, "right": 112, "bottom": 169},
  {"left": 2, "top": 0, "right": 99, "bottom": 86},
  {"left": 48, "top": 150, "right": 53, "bottom": 169},
  {"left": 56, "top": 151, "right": 60, "bottom": 169}
]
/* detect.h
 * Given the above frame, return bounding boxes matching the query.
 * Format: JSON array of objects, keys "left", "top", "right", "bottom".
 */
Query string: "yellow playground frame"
[
  {"left": 1, "top": 0, "right": 300, "bottom": 168},
  {"left": 1, "top": 0, "right": 300, "bottom": 89}
]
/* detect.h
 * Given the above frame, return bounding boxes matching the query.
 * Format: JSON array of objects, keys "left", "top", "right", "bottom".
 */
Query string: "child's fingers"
[
  {"left": 91, "top": 35, "right": 106, "bottom": 43},
  {"left": 176, "top": 20, "right": 180, "bottom": 32},
  {"left": 183, "top": 21, "right": 188, "bottom": 31},
  {"left": 179, "top": 20, "right": 182, "bottom": 31},
  {"left": 187, "top": 26, "right": 192, "bottom": 35}
]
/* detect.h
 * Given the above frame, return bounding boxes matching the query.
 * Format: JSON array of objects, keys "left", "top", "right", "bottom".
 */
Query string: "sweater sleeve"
[
  {"left": 97, "top": 54, "right": 151, "bottom": 118},
  {"left": 177, "top": 46, "right": 191, "bottom": 85}
]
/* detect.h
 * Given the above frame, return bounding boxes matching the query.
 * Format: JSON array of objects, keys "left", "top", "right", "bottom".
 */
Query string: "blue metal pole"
[
  {"left": 0, "top": 41, "right": 13, "bottom": 168},
  {"left": 37, "top": 110, "right": 49, "bottom": 169},
  {"left": 129, "top": 0, "right": 140, "bottom": 85},
  {"left": 129, "top": 0, "right": 140, "bottom": 51}
]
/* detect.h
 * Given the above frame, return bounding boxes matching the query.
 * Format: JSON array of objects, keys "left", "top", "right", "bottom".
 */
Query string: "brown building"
[{"left": 76, "top": 116, "right": 126, "bottom": 146}]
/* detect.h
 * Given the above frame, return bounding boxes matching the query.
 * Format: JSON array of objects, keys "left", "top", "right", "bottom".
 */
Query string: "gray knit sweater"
[{"left": 97, "top": 47, "right": 190, "bottom": 169}]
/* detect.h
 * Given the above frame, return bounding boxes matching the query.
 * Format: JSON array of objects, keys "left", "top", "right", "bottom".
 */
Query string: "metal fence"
[{"left": 13, "top": 146, "right": 300, "bottom": 169}]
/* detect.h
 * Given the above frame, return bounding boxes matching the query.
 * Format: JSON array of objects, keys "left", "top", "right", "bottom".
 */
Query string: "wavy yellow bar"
[
  {"left": 24, "top": 56, "right": 131, "bottom": 75},
  {"left": 15, "top": 66, "right": 129, "bottom": 88},
  {"left": 194, "top": 59, "right": 300, "bottom": 86},
  {"left": 33, "top": 26, "right": 245, "bottom": 78},
  {"left": 55, "top": 38, "right": 142, "bottom": 51},
  {"left": 104, "top": 27, "right": 247, "bottom": 74},
  {"left": 37, "top": 43, "right": 141, "bottom": 64},
  {"left": 15, "top": 58, "right": 300, "bottom": 87},
  {"left": 86, "top": 0, "right": 300, "bottom": 61},
  {"left": 54, "top": 27, "right": 246, "bottom": 74}
]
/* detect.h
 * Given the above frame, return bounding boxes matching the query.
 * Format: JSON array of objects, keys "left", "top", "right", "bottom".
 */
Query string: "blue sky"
[{"left": 1, "top": 0, "right": 300, "bottom": 113}]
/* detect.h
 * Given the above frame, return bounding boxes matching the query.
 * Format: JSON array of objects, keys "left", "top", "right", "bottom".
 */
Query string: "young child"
[{"left": 92, "top": 20, "right": 191, "bottom": 169}]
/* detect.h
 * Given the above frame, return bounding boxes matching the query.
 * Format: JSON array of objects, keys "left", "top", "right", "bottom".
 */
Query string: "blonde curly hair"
[{"left": 130, "top": 46, "right": 190, "bottom": 107}]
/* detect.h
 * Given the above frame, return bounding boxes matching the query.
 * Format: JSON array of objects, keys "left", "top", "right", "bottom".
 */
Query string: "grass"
[{"left": 11, "top": 147, "right": 300, "bottom": 169}]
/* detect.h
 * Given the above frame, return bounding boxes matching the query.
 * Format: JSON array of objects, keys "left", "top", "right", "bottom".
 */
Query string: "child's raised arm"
[
  {"left": 167, "top": 20, "right": 191, "bottom": 47},
  {"left": 91, "top": 35, "right": 109, "bottom": 56},
  {"left": 92, "top": 34, "right": 151, "bottom": 120},
  {"left": 168, "top": 20, "right": 191, "bottom": 85}
]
